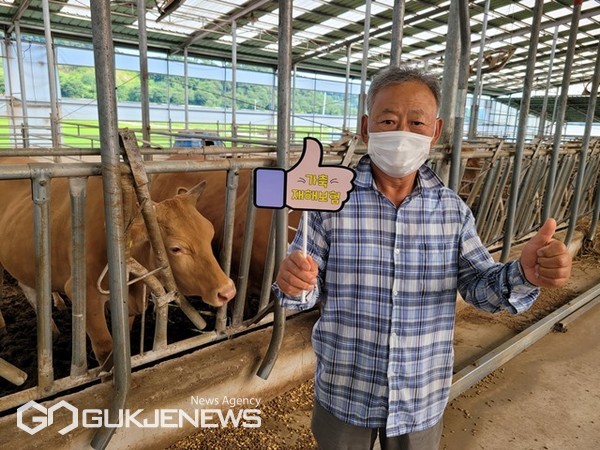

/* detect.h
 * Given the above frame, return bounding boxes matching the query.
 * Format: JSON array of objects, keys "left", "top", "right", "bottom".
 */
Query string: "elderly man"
[{"left": 274, "top": 66, "right": 572, "bottom": 450}]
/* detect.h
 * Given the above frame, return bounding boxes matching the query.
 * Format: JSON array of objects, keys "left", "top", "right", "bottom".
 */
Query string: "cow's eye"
[{"left": 169, "top": 246, "right": 182, "bottom": 254}]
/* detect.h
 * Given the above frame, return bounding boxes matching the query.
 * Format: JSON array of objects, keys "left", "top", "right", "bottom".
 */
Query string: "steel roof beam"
[
  {"left": 6, "top": 0, "right": 31, "bottom": 34},
  {"left": 175, "top": 0, "right": 272, "bottom": 54}
]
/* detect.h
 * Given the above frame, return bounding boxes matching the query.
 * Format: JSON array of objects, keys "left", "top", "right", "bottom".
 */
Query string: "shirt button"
[
  {"left": 393, "top": 290, "right": 399, "bottom": 296},
  {"left": 394, "top": 248, "right": 400, "bottom": 254}
]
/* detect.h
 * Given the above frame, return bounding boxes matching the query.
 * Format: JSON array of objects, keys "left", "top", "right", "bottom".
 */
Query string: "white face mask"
[{"left": 367, "top": 130, "right": 432, "bottom": 178}]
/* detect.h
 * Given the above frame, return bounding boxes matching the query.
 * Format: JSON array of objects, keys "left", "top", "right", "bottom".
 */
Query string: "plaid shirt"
[{"left": 275, "top": 156, "right": 539, "bottom": 437}]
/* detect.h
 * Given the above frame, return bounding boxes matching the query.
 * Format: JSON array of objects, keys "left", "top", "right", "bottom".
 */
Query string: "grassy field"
[{"left": 0, "top": 117, "right": 342, "bottom": 150}]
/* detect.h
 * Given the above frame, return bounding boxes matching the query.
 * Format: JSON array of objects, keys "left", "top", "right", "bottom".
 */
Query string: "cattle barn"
[{"left": 0, "top": 1, "right": 599, "bottom": 449}]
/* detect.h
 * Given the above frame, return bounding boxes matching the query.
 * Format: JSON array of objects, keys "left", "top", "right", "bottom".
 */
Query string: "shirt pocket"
[
  {"left": 397, "top": 240, "right": 459, "bottom": 328},
  {"left": 402, "top": 240, "right": 458, "bottom": 286}
]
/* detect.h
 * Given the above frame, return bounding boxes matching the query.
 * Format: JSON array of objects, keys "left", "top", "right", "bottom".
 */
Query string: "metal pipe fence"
[
  {"left": 0, "top": 144, "right": 352, "bottom": 415},
  {"left": 456, "top": 137, "right": 600, "bottom": 247},
  {"left": 0, "top": 118, "right": 349, "bottom": 151}
]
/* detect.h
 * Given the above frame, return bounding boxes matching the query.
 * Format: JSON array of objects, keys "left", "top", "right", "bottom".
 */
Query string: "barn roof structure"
[{"left": 0, "top": 0, "right": 599, "bottom": 121}]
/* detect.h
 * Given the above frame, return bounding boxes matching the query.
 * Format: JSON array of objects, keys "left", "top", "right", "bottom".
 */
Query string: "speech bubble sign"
[{"left": 253, "top": 137, "right": 355, "bottom": 212}]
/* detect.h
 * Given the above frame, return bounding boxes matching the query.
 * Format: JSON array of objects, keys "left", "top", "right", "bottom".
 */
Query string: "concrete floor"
[{"left": 441, "top": 301, "right": 600, "bottom": 450}]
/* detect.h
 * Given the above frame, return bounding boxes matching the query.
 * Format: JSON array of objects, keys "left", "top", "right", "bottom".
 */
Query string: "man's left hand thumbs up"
[{"left": 519, "top": 218, "right": 572, "bottom": 288}]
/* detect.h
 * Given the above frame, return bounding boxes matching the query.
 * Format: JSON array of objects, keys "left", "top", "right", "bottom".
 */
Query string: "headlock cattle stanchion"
[
  {"left": 232, "top": 173, "right": 257, "bottom": 327},
  {"left": 217, "top": 168, "right": 239, "bottom": 333},
  {"left": 68, "top": 176, "right": 88, "bottom": 377},
  {"left": 119, "top": 129, "right": 209, "bottom": 341},
  {"left": 31, "top": 167, "right": 54, "bottom": 392},
  {"left": 453, "top": 138, "right": 600, "bottom": 249}
]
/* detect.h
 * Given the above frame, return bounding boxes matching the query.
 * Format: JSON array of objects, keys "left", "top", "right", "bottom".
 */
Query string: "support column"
[
  {"left": 448, "top": 0, "right": 471, "bottom": 192},
  {"left": 537, "top": 25, "right": 559, "bottom": 138},
  {"left": 89, "top": 1, "right": 131, "bottom": 448},
  {"left": 342, "top": 44, "right": 352, "bottom": 132},
  {"left": 231, "top": 20, "right": 238, "bottom": 146},
  {"left": 184, "top": 48, "right": 189, "bottom": 129},
  {"left": 565, "top": 38, "right": 600, "bottom": 245},
  {"left": 468, "top": 0, "right": 490, "bottom": 139},
  {"left": 137, "top": 0, "right": 150, "bottom": 146},
  {"left": 500, "top": 0, "right": 544, "bottom": 262},
  {"left": 291, "top": 64, "right": 297, "bottom": 137},
  {"left": 542, "top": 1, "right": 582, "bottom": 221},
  {"left": 42, "top": 0, "right": 61, "bottom": 154},
  {"left": 437, "top": 0, "right": 461, "bottom": 184},
  {"left": 14, "top": 21, "right": 30, "bottom": 148},
  {"left": 356, "top": 0, "right": 371, "bottom": 136},
  {"left": 389, "top": 0, "right": 405, "bottom": 67},
  {"left": 3, "top": 35, "right": 18, "bottom": 146}
]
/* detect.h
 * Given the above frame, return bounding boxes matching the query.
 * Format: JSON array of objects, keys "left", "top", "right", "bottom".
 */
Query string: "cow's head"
[{"left": 130, "top": 181, "right": 236, "bottom": 307}]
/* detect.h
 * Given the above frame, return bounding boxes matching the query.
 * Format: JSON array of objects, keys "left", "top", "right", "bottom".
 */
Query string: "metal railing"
[
  {"left": 0, "top": 113, "right": 345, "bottom": 151},
  {"left": 453, "top": 137, "right": 600, "bottom": 248}
]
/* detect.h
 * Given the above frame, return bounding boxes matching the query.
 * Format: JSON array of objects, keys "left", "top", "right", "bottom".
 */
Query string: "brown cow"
[
  {"left": 150, "top": 155, "right": 301, "bottom": 305},
  {"left": 0, "top": 157, "right": 236, "bottom": 364}
]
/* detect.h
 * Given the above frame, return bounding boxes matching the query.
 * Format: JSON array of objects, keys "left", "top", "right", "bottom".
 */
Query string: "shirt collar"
[{"left": 354, "top": 155, "right": 445, "bottom": 193}]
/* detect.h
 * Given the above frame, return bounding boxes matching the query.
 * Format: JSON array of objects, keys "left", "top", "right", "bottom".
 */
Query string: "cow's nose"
[{"left": 218, "top": 279, "right": 237, "bottom": 303}]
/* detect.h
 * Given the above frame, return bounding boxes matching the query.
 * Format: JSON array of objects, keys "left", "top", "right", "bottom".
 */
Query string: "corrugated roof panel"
[
  {"left": 0, "top": 0, "right": 596, "bottom": 98},
  {"left": 62, "top": 0, "right": 90, "bottom": 18},
  {"left": 293, "top": 0, "right": 325, "bottom": 17},
  {"left": 178, "top": 0, "right": 238, "bottom": 20},
  {"left": 493, "top": 4, "right": 525, "bottom": 16},
  {"left": 545, "top": 6, "right": 574, "bottom": 19}
]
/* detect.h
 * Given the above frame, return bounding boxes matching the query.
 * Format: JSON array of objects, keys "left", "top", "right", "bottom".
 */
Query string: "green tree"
[
  {"left": 115, "top": 70, "right": 140, "bottom": 102},
  {"left": 168, "top": 76, "right": 185, "bottom": 105},
  {"left": 189, "top": 79, "right": 224, "bottom": 107},
  {"left": 236, "top": 82, "right": 273, "bottom": 111},
  {"left": 148, "top": 73, "right": 167, "bottom": 104},
  {"left": 53, "top": 63, "right": 353, "bottom": 118},
  {"left": 59, "top": 66, "right": 97, "bottom": 99}
]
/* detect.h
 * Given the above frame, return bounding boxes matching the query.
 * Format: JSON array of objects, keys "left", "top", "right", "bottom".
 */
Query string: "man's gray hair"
[{"left": 366, "top": 66, "right": 441, "bottom": 113}]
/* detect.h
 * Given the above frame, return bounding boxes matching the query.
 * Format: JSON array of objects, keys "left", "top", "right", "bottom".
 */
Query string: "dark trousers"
[{"left": 311, "top": 401, "right": 443, "bottom": 450}]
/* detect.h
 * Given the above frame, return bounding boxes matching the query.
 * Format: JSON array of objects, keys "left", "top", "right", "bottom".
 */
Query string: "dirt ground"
[
  {"left": 168, "top": 225, "right": 600, "bottom": 450},
  {"left": 0, "top": 274, "right": 222, "bottom": 398}
]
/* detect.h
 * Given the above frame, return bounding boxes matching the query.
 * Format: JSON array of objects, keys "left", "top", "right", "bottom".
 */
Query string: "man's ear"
[
  {"left": 431, "top": 117, "right": 443, "bottom": 146},
  {"left": 360, "top": 115, "right": 369, "bottom": 144}
]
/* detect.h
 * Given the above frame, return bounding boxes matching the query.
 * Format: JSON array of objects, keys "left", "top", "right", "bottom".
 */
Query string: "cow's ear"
[
  {"left": 127, "top": 217, "right": 148, "bottom": 250},
  {"left": 182, "top": 180, "right": 207, "bottom": 201},
  {"left": 176, "top": 187, "right": 188, "bottom": 196}
]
